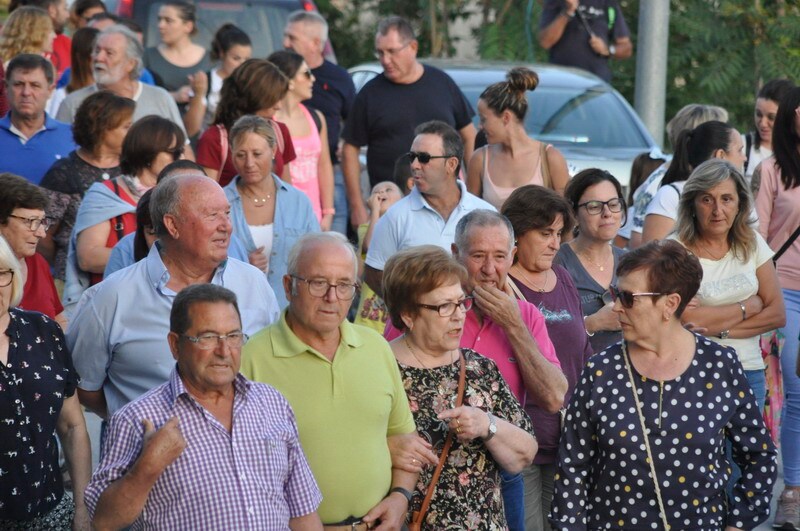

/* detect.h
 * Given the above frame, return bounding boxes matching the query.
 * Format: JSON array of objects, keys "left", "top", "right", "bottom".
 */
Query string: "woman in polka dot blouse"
[{"left": 550, "top": 241, "right": 777, "bottom": 530}]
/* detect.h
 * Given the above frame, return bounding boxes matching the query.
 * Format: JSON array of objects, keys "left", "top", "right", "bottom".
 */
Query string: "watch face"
[{"left": 489, "top": 423, "right": 497, "bottom": 434}]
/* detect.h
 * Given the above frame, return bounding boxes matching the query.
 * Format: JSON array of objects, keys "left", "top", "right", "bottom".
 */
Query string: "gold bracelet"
[{"left": 739, "top": 301, "right": 746, "bottom": 321}]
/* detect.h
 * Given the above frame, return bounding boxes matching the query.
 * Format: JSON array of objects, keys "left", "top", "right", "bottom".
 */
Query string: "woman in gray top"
[{"left": 555, "top": 169, "right": 627, "bottom": 352}]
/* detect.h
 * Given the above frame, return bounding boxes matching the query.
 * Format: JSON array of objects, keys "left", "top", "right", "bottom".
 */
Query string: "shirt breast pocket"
[{"left": 250, "top": 430, "right": 293, "bottom": 496}]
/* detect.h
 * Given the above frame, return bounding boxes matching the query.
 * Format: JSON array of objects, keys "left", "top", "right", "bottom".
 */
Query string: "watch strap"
[{"left": 390, "top": 486, "right": 412, "bottom": 503}]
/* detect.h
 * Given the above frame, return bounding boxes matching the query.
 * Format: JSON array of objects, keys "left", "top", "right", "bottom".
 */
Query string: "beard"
[{"left": 93, "top": 65, "right": 124, "bottom": 86}]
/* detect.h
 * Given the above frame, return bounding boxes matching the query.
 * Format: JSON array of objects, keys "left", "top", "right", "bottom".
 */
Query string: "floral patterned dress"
[{"left": 398, "top": 348, "right": 533, "bottom": 530}]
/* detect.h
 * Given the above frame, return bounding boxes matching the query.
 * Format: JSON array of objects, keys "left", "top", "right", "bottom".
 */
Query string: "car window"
[{"left": 143, "top": 1, "right": 291, "bottom": 57}]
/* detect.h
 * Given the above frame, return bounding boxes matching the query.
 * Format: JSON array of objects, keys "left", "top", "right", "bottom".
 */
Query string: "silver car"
[{"left": 349, "top": 59, "right": 659, "bottom": 190}]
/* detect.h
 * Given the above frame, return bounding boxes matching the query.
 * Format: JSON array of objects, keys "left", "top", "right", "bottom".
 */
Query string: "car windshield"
[
  {"left": 460, "top": 85, "right": 651, "bottom": 149},
  {"left": 143, "top": 1, "right": 290, "bottom": 57}
]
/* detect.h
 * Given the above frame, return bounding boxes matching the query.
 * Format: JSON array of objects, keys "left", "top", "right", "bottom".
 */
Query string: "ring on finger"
[
  {"left": 456, "top": 426, "right": 463, "bottom": 434},
  {"left": 456, "top": 418, "right": 461, "bottom": 427}
]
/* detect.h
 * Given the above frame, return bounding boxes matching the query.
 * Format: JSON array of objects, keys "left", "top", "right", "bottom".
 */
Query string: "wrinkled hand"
[
  {"left": 72, "top": 504, "right": 91, "bottom": 531},
  {"left": 362, "top": 492, "right": 408, "bottom": 531},
  {"left": 248, "top": 247, "right": 269, "bottom": 272},
  {"left": 587, "top": 303, "right": 620, "bottom": 333},
  {"left": 438, "top": 406, "right": 491, "bottom": 442},
  {"left": 589, "top": 35, "right": 610, "bottom": 56},
  {"left": 173, "top": 85, "right": 193, "bottom": 104},
  {"left": 188, "top": 72, "right": 208, "bottom": 99},
  {"left": 388, "top": 433, "right": 437, "bottom": 473},
  {"left": 140, "top": 417, "right": 186, "bottom": 475},
  {"left": 473, "top": 284, "right": 521, "bottom": 330}
]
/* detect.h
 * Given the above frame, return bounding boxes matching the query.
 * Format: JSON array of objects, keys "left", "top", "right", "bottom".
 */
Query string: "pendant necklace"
[
  {"left": 514, "top": 266, "right": 550, "bottom": 293},
  {"left": 405, "top": 334, "right": 454, "bottom": 369},
  {"left": 578, "top": 248, "right": 611, "bottom": 272},
  {"left": 240, "top": 187, "right": 272, "bottom": 208}
]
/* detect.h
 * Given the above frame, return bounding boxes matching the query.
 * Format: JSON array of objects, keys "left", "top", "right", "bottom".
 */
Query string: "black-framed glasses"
[
  {"left": 577, "top": 197, "right": 624, "bottom": 215},
  {"left": 609, "top": 285, "right": 663, "bottom": 309},
  {"left": 373, "top": 41, "right": 411, "bottom": 59},
  {"left": 0, "top": 269, "right": 14, "bottom": 288},
  {"left": 182, "top": 331, "right": 249, "bottom": 350},
  {"left": 8, "top": 214, "right": 52, "bottom": 231},
  {"left": 417, "top": 296, "right": 474, "bottom": 317},
  {"left": 405, "top": 151, "right": 454, "bottom": 164},
  {"left": 291, "top": 275, "right": 358, "bottom": 300}
]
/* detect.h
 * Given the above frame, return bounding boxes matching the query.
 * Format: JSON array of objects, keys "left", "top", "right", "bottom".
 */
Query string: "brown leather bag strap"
[{"left": 411, "top": 352, "right": 467, "bottom": 527}]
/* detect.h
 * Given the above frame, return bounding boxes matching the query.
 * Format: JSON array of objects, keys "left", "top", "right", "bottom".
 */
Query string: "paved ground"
[{"left": 83, "top": 410, "right": 788, "bottom": 529}]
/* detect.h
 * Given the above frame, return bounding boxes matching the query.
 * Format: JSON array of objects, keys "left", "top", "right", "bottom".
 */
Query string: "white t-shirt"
[
  {"left": 743, "top": 132, "right": 772, "bottom": 179},
  {"left": 688, "top": 233, "right": 774, "bottom": 370},
  {"left": 645, "top": 181, "right": 685, "bottom": 220}
]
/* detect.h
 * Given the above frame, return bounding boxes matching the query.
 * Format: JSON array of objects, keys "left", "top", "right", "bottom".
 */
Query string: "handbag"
[
  {"left": 621, "top": 342, "right": 671, "bottom": 531},
  {"left": 408, "top": 352, "right": 467, "bottom": 531}
]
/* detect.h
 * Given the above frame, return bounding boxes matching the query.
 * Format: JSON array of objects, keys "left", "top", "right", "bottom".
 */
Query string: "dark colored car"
[
  {"left": 349, "top": 59, "right": 659, "bottom": 189},
  {"left": 105, "top": 0, "right": 326, "bottom": 59}
]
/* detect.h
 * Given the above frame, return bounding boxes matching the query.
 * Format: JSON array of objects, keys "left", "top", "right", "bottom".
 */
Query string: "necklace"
[
  {"left": 578, "top": 249, "right": 611, "bottom": 272},
  {"left": 240, "top": 186, "right": 272, "bottom": 208},
  {"left": 405, "top": 334, "right": 455, "bottom": 369},
  {"left": 622, "top": 342, "right": 666, "bottom": 433},
  {"left": 696, "top": 241, "right": 728, "bottom": 261},
  {"left": 514, "top": 265, "right": 550, "bottom": 293}
]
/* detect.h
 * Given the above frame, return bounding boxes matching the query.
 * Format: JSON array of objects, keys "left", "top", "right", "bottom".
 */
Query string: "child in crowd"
[{"left": 354, "top": 180, "right": 404, "bottom": 332}]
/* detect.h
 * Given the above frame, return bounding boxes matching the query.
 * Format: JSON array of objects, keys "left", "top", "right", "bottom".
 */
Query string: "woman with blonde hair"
[
  {"left": 467, "top": 67, "right": 570, "bottom": 204},
  {"left": 0, "top": 6, "right": 54, "bottom": 66}
]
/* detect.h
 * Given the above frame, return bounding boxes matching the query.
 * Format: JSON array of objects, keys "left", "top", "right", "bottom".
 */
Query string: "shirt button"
[{"left": 240, "top": 473, "right": 246, "bottom": 481}]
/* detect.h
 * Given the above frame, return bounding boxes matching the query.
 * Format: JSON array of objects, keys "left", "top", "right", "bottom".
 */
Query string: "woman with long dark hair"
[{"left": 755, "top": 86, "right": 800, "bottom": 528}]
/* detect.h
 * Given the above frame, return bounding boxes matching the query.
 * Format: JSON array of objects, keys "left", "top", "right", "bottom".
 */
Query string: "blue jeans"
[
  {"left": 781, "top": 288, "right": 800, "bottom": 487},
  {"left": 500, "top": 469, "right": 525, "bottom": 531},
  {"left": 727, "top": 368, "right": 767, "bottom": 494},
  {"left": 331, "top": 165, "right": 348, "bottom": 235}
]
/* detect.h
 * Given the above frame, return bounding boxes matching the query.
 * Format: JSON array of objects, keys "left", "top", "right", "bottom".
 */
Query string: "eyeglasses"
[
  {"left": 405, "top": 151, "right": 454, "bottom": 164},
  {"left": 577, "top": 198, "right": 624, "bottom": 215},
  {"left": 291, "top": 275, "right": 358, "bottom": 300},
  {"left": 609, "top": 285, "right": 663, "bottom": 309},
  {"left": 182, "top": 331, "right": 249, "bottom": 350},
  {"left": 165, "top": 146, "right": 185, "bottom": 161},
  {"left": 373, "top": 41, "right": 411, "bottom": 59},
  {"left": 0, "top": 269, "right": 14, "bottom": 288},
  {"left": 8, "top": 214, "right": 52, "bottom": 232},
  {"left": 417, "top": 296, "right": 474, "bottom": 317},
  {"left": 301, "top": 69, "right": 313, "bottom": 79}
]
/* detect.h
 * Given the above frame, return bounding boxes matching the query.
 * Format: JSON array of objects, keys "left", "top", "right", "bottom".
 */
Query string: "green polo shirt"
[{"left": 240, "top": 311, "right": 415, "bottom": 523}]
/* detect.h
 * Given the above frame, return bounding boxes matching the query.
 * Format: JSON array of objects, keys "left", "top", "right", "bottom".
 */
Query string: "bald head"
[{"left": 150, "top": 173, "right": 218, "bottom": 238}]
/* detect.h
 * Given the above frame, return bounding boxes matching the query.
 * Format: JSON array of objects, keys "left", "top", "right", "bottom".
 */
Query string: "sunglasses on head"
[
  {"left": 609, "top": 285, "right": 663, "bottom": 309},
  {"left": 405, "top": 151, "right": 454, "bottom": 164}
]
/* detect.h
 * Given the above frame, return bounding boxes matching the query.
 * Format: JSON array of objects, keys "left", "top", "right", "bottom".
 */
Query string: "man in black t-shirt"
[
  {"left": 341, "top": 16, "right": 476, "bottom": 229},
  {"left": 539, "top": 0, "right": 632, "bottom": 83},
  {"left": 283, "top": 10, "right": 356, "bottom": 235}
]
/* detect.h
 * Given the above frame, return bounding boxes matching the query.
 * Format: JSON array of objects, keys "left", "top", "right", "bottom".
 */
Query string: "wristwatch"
[
  {"left": 718, "top": 329, "right": 730, "bottom": 340},
  {"left": 608, "top": 44, "right": 617, "bottom": 57},
  {"left": 483, "top": 411, "right": 497, "bottom": 441},
  {"left": 390, "top": 487, "right": 412, "bottom": 503}
]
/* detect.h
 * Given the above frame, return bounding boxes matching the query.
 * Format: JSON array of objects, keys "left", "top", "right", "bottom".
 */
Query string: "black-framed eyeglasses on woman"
[
  {"left": 577, "top": 197, "right": 624, "bottom": 215},
  {"left": 8, "top": 214, "right": 53, "bottom": 232},
  {"left": 417, "top": 296, "right": 474, "bottom": 317},
  {"left": 0, "top": 269, "right": 14, "bottom": 288},
  {"left": 609, "top": 285, "right": 663, "bottom": 309},
  {"left": 291, "top": 275, "right": 358, "bottom": 300},
  {"left": 182, "top": 331, "right": 249, "bottom": 350}
]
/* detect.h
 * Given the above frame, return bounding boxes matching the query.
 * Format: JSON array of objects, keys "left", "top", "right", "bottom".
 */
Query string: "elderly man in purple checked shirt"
[{"left": 85, "top": 284, "right": 323, "bottom": 530}]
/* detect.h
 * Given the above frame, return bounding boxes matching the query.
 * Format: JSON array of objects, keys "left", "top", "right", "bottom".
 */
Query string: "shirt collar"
[
  {"left": 270, "top": 309, "right": 363, "bottom": 359},
  {"left": 409, "top": 179, "right": 467, "bottom": 212},
  {"left": 145, "top": 241, "right": 230, "bottom": 294},
  {"left": 4, "top": 113, "right": 53, "bottom": 142},
  {"left": 166, "top": 365, "right": 251, "bottom": 406}
]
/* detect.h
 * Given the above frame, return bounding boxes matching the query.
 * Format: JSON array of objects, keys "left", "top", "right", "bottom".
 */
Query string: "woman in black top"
[{"left": 0, "top": 237, "right": 91, "bottom": 530}]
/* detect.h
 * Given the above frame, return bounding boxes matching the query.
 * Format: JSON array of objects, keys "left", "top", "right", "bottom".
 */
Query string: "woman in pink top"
[
  {"left": 754, "top": 86, "right": 800, "bottom": 528},
  {"left": 269, "top": 50, "right": 334, "bottom": 230},
  {"left": 467, "top": 67, "right": 570, "bottom": 209}
]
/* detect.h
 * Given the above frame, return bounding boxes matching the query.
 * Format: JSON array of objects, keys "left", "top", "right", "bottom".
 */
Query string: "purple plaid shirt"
[{"left": 85, "top": 367, "right": 321, "bottom": 530}]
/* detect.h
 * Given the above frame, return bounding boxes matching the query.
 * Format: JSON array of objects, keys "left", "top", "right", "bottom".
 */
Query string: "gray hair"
[
  {"left": 170, "top": 284, "right": 241, "bottom": 335},
  {"left": 666, "top": 104, "right": 729, "bottom": 151},
  {"left": 454, "top": 209, "right": 515, "bottom": 253},
  {"left": 0, "top": 236, "right": 24, "bottom": 308},
  {"left": 150, "top": 175, "right": 184, "bottom": 238},
  {"left": 376, "top": 15, "right": 415, "bottom": 41},
  {"left": 286, "top": 232, "right": 358, "bottom": 280},
  {"left": 286, "top": 10, "right": 328, "bottom": 44},
  {"left": 98, "top": 24, "right": 144, "bottom": 80},
  {"left": 675, "top": 158, "right": 756, "bottom": 261},
  {"left": 230, "top": 115, "right": 276, "bottom": 150},
  {"left": 414, "top": 120, "right": 464, "bottom": 176}
]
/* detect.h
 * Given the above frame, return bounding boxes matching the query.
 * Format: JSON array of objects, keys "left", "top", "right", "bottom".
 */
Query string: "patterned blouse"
[
  {"left": 0, "top": 309, "right": 78, "bottom": 521},
  {"left": 398, "top": 348, "right": 533, "bottom": 530},
  {"left": 550, "top": 335, "right": 777, "bottom": 530}
]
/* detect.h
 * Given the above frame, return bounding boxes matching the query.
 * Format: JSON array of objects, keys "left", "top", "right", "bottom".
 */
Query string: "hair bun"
[{"left": 507, "top": 67, "right": 539, "bottom": 92}]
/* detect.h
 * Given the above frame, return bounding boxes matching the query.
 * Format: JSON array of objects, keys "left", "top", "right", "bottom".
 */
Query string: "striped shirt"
[{"left": 85, "top": 368, "right": 321, "bottom": 530}]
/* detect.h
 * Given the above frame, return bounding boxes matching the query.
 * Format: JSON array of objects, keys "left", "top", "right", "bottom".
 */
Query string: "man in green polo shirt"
[{"left": 241, "top": 232, "right": 417, "bottom": 530}]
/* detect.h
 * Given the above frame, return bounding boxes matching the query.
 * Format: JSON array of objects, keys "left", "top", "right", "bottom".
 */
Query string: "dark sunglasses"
[
  {"left": 609, "top": 285, "right": 663, "bottom": 309},
  {"left": 405, "top": 151, "right": 454, "bottom": 164}
]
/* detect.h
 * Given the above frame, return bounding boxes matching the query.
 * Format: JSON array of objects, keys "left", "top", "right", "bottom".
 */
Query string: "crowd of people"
[{"left": 0, "top": 0, "right": 797, "bottom": 530}]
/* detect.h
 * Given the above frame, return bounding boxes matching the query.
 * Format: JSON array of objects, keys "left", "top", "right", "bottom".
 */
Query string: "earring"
[{"left": 663, "top": 314, "right": 670, "bottom": 322}]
